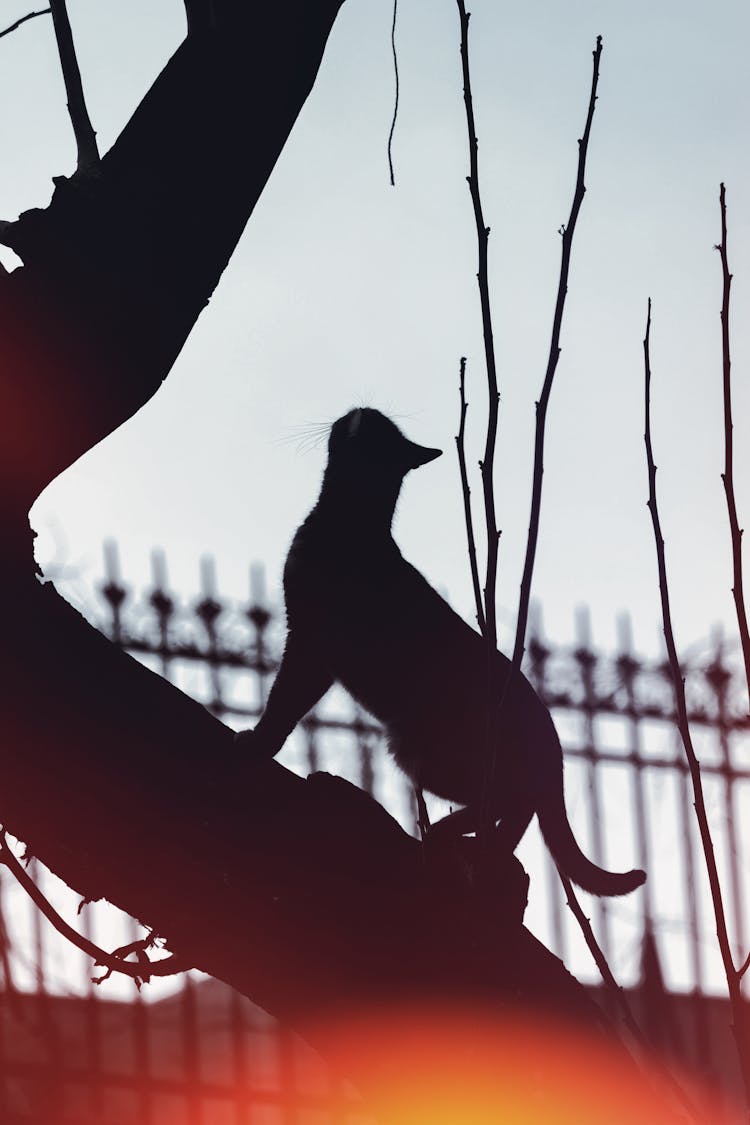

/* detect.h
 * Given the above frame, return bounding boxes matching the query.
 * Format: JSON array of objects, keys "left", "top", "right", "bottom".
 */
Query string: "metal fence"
[{"left": 2, "top": 542, "right": 750, "bottom": 1121}]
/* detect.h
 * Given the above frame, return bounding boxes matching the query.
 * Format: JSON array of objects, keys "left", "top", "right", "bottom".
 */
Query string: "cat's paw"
[{"left": 232, "top": 728, "right": 276, "bottom": 772}]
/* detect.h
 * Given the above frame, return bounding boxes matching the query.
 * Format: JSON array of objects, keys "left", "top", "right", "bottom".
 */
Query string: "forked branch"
[
  {"left": 0, "top": 830, "right": 188, "bottom": 988},
  {"left": 456, "top": 0, "right": 501, "bottom": 652},
  {"left": 49, "top": 0, "right": 99, "bottom": 173},
  {"left": 452, "top": 22, "right": 649, "bottom": 1065}
]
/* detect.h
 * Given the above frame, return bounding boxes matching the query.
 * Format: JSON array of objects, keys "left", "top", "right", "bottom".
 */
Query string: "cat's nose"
[{"left": 405, "top": 441, "right": 442, "bottom": 469}]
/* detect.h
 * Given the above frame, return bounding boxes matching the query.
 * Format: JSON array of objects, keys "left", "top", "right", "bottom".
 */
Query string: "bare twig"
[
  {"left": 0, "top": 831, "right": 188, "bottom": 986},
  {"left": 504, "top": 36, "right": 659, "bottom": 1087},
  {"left": 455, "top": 1, "right": 503, "bottom": 845},
  {"left": 49, "top": 0, "right": 99, "bottom": 173},
  {"left": 0, "top": 8, "right": 50, "bottom": 40},
  {"left": 387, "top": 0, "right": 399, "bottom": 186},
  {"left": 497, "top": 34, "right": 628, "bottom": 1065},
  {"left": 644, "top": 299, "right": 750, "bottom": 1113},
  {"left": 455, "top": 356, "right": 486, "bottom": 632},
  {"left": 559, "top": 869, "right": 701, "bottom": 1122},
  {"left": 717, "top": 184, "right": 750, "bottom": 705},
  {"left": 512, "top": 35, "right": 602, "bottom": 668},
  {"left": 558, "top": 870, "right": 637, "bottom": 1031},
  {"left": 456, "top": 1, "right": 501, "bottom": 655}
]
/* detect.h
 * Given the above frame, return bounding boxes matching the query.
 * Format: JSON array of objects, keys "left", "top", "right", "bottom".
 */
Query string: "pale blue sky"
[{"left": 3, "top": 0, "right": 749, "bottom": 655}]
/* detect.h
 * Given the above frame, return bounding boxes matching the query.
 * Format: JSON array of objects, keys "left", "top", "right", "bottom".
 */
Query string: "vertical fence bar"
[
  {"left": 278, "top": 1020, "right": 298, "bottom": 1125},
  {"left": 304, "top": 714, "right": 320, "bottom": 774},
  {"left": 150, "top": 550, "right": 175, "bottom": 681},
  {"left": 527, "top": 610, "right": 566, "bottom": 959},
  {"left": 248, "top": 564, "right": 272, "bottom": 711},
  {"left": 678, "top": 762, "right": 711, "bottom": 1068},
  {"left": 182, "top": 973, "right": 202, "bottom": 1125},
  {"left": 80, "top": 905, "right": 104, "bottom": 1120},
  {"left": 230, "top": 989, "right": 249, "bottom": 1125},
  {"left": 616, "top": 615, "right": 652, "bottom": 934},
  {"left": 101, "top": 540, "right": 128, "bottom": 646},
  {"left": 354, "top": 708, "right": 375, "bottom": 797},
  {"left": 706, "top": 637, "right": 746, "bottom": 962},
  {"left": 574, "top": 608, "right": 610, "bottom": 962},
  {"left": 132, "top": 976, "right": 154, "bottom": 1125},
  {"left": 30, "top": 860, "right": 62, "bottom": 1122},
  {"left": 197, "top": 556, "right": 224, "bottom": 717}
]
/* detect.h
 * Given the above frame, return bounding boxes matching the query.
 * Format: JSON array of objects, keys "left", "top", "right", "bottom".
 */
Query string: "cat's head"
[{"left": 328, "top": 409, "right": 441, "bottom": 481}]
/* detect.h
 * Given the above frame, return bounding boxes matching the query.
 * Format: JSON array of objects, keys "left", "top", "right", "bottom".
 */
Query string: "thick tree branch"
[
  {"left": 0, "top": 0, "right": 346, "bottom": 516},
  {"left": 0, "top": 574, "right": 602, "bottom": 1066},
  {"left": 0, "top": 831, "right": 187, "bottom": 986},
  {"left": 49, "top": 0, "right": 100, "bottom": 173}
]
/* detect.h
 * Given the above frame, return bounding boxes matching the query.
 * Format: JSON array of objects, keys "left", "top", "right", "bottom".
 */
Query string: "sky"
[
  {"left": 2, "top": 0, "right": 750, "bottom": 1002},
  {"left": 0, "top": 0, "right": 746, "bottom": 660}
]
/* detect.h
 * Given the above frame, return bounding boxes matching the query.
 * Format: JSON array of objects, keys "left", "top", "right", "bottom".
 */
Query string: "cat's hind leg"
[
  {"left": 494, "top": 803, "right": 534, "bottom": 853},
  {"left": 427, "top": 801, "right": 533, "bottom": 854}
]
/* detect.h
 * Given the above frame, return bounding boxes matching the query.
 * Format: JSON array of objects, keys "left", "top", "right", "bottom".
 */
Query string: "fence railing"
[
  {"left": 2, "top": 543, "right": 750, "bottom": 1120},
  {"left": 94, "top": 545, "right": 750, "bottom": 993}
]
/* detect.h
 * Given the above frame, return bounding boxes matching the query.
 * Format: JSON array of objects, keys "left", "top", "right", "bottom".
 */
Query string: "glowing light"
[{"left": 306, "top": 1004, "right": 741, "bottom": 1125}]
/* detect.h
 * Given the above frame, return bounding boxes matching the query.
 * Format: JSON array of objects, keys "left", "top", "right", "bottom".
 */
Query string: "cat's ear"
[{"left": 347, "top": 409, "right": 363, "bottom": 439}]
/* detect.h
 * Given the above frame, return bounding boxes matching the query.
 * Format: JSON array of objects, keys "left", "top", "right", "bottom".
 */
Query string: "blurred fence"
[{"left": 2, "top": 543, "right": 750, "bottom": 1120}]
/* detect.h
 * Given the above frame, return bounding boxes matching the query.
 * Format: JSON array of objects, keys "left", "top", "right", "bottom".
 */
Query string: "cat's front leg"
[{"left": 234, "top": 628, "right": 334, "bottom": 759}]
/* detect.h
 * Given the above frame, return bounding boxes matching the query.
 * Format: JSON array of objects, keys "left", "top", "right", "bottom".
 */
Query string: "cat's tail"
[{"left": 537, "top": 790, "right": 646, "bottom": 897}]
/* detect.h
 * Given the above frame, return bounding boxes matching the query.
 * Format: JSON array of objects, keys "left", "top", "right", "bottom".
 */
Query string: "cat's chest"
[{"left": 284, "top": 529, "right": 415, "bottom": 628}]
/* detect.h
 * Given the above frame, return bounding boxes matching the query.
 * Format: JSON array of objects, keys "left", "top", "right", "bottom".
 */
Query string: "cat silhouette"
[{"left": 237, "top": 407, "right": 645, "bottom": 897}]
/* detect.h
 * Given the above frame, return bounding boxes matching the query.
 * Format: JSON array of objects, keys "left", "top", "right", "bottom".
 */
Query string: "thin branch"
[
  {"left": 455, "top": 356, "right": 486, "bottom": 632},
  {"left": 504, "top": 36, "right": 658, "bottom": 1090},
  {"left": 644, "top": 299, "right": 750, "bottom": 1114},
  {"left": 49, "top": 0, "right": 99, "bottom": 173},
  {"left": 717, "top": 184, "right": 750, "bottom": 704},
  {"left": 484, "top": 46, "right": 696, "bottom": 1120},
  {"left": 0, "top": 831, "right": 188, "bottom": 986},
  {"left": 456, "top": 0, "right": 502, "bottom": 845},
  {"left": 512, "top": 35, "right": 602, "bottom": 668},
  {"left": 456, "top": 1, "right": 501, "bottom": 652},
  {"left": 559, "top": 870, "right": 702, "bottom": 1123},
  {"left": 558, "top": 871, "right": 637, "bottom": 1032},
  {"left": 499, "top": 39, "right": 620, "bottom": 1065},
  {"left": 740, "top": 950, "right": 750, "bottom": 981},
  {"left": 0, "top": 8, "right": 50, "bottom": 41},
  {"left": 387, "top": 0, "right": 399, "bottom": 186}
]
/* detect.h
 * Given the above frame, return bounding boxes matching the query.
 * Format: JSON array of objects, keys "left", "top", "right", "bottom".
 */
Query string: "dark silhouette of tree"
[{"left": 0, "top": 0, "right": 660, "bottom": 1107}]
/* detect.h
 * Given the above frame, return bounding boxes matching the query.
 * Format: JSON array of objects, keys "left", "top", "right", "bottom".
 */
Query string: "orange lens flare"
[{"left": 305, "top": 1005, "right": 741, "bottom": 1125}]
